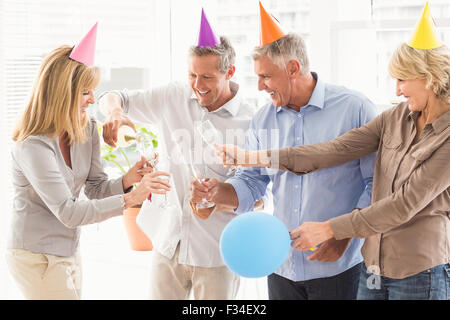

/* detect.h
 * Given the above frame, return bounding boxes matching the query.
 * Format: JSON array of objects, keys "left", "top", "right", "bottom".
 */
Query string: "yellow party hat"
[{"left": 408, "top": 2, "right": 442, "bottom": 49}]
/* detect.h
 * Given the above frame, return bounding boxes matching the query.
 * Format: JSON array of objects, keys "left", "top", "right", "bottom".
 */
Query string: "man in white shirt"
[{"left": 99, "top": 36, "right": 263, "bottom": 299}]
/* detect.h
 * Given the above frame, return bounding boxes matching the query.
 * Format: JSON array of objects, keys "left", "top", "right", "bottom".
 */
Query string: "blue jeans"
[
  {"left": 358, "top": 263, "right": 450, "bottom": 300},
  {"left": 267, "top": 262, "right": 362, "bottom": 300}
]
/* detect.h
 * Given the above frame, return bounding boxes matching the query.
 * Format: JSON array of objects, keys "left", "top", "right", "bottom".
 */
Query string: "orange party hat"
[{"left": 259, "top": 1, "right": 285, "bottom": 46}]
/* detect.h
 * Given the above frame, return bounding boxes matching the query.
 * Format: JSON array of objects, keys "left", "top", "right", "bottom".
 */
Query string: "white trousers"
[
  {"left": 149, "top": 243, "right": 240, "bottom": 300},
  {"left": 6, "top": 248, "right": 82, "bottom": 300}
]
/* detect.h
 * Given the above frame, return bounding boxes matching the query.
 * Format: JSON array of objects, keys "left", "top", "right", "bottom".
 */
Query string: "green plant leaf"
[{"left": 102, "top": 145, "right": 114, "bottom": 153}]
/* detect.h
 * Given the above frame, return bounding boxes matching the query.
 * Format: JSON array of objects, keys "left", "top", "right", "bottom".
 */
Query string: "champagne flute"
[
  {"left": 117, "top": 126, "right": 158, "bottom": 202},
  {"left": 135, "top": 132, "right": 158, "bottom": 168},
  {"left": 154, "top": 154, "right": 174, "bottom": 209},
  {"left": 186, "top": 150, "right": 215, "bottom": 209},
  {"left": 195, "top": 120, "right": 238, "bottom": 176},
  {"left": 195, "top": 120, "right": 221, "bottom": 147}
]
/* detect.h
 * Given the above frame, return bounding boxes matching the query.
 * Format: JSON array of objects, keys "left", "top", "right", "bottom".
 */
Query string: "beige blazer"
[{"left": 9, "top": 118, "right": 126, "bottom": 257}]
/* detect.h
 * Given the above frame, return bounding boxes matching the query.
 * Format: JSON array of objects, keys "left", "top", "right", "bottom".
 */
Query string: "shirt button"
[
  {"left": 297, "top": 114, "right": 302, "bottom": 118},
  {"left": 294, "top": 185, "right": 299, "bottom": 189},
  {"left": 296, "top": 137, "right": 300, "bottom": 141},
  {"left": 294, "top": 209, "right": 298, "bottom": 212}
]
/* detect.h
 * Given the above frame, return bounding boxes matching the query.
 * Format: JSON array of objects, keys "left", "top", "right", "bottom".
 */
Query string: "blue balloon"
[{"left": 220, "top": 211, "right": 291, "bottom": 278}]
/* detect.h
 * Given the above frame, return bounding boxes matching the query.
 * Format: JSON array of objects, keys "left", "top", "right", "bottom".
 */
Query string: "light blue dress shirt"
[{"left": 227, "top": 73, "right": 377, "bottom": 281}]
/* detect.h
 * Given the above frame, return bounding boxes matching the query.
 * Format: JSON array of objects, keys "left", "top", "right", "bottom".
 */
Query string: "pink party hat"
[
  {"left": 69, "top": 22, "right": 98, "bottom": 66},
  {"left": 197, "top": 8, "right": 220, "bottom": 47}
]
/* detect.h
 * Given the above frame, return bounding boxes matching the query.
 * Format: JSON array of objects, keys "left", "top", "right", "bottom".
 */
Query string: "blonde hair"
[
  {"left": 389, "top": 43, "right": 450, "bottom": 104},
  {"left": 12, "top": 45, "right": 100, "bottom": 144},
  {"left": 252, "top": 33, "right": 310, "bottom": 75}
]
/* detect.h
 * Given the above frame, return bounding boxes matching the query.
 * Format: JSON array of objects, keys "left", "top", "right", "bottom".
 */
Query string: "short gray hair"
[
  {"left": 189, "top": 36, "right": 236, "bottom": 73},
  {"left": 252, "top": 33, "right": 310, "bottom": 75}
]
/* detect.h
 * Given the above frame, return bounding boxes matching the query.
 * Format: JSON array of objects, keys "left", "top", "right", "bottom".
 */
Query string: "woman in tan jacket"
[{"left": 216, "top": 41, "right": 450, "bottom": 299}]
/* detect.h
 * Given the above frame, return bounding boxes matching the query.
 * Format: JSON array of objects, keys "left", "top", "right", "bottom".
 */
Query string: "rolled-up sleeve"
[
  {"left": 226, "top": 121, "right": 270, "bottom": 214},
  {"left": 227, "top": 168, "right": 270, "bottom": 213},
  {"left": 99, "top": 84, "right": 174, "bottom": 125}
]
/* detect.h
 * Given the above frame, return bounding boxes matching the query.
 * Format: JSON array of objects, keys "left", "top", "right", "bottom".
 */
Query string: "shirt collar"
[
  {"left": 190, "top": 81, "right": 241, "bottom": 117},
  {"left": 431, "top": 108, "right": 450, "bottom": 134},
  {"left": 407, "top": 109, "right": 419, "bottom": 121},
  {"left": 408, "top": 107, "right": 450, "bottom": 135},
  {"left": 276, "top": 72, "right": 325, "bottom": 113}
]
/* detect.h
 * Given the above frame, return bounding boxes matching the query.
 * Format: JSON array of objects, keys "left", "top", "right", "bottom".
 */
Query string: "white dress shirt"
[{"left": 105, "top": 81, "right": 256, "bottom": 267}]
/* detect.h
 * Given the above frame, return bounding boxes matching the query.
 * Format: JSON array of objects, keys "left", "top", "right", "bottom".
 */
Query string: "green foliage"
[{"left": 97, "top": 122, "right": 158, "bottom": 175}]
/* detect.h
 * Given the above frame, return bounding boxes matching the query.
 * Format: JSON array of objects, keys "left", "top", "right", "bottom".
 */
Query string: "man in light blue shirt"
[{"left": 190, "top": 33, "right": 377, "bottom": 299}]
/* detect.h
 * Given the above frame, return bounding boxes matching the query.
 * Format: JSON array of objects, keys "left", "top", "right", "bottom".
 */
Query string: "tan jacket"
[{"left": 274, "top": 102, "right": 450, "bottom": 279}]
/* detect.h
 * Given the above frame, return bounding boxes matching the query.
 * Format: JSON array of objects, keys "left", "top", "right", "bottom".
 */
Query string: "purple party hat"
[{"left": 197, "top": 8, "right": 220, "bottom": 47}]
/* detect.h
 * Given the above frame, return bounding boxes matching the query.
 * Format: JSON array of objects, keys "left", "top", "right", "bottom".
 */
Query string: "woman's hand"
[
  {"left": 124, "top": 171, "right": 171, "bottom": 208},
  {"left": 289, "top": 221, "right": 335, "bottom": 251},
  {"left": 214, "top": 144, "right": 270, "bottom": 168},
  {"left": 138, "top": 171, "right": 171, "bottom": 195},
  {"left": 122, "top": 156, "right": 154, "bottom": 190}
]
